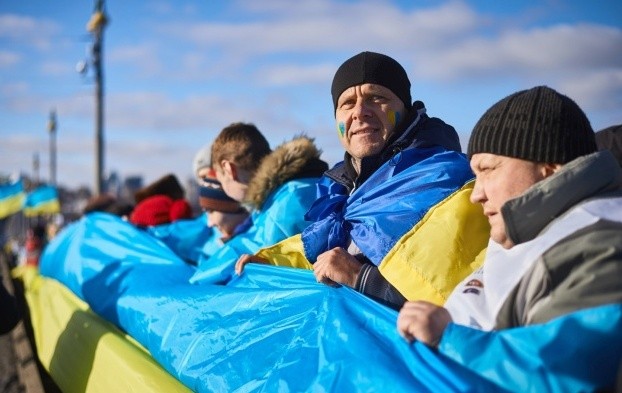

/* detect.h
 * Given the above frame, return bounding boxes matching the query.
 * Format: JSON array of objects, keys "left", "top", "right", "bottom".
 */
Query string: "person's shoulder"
[
  {"left": 543, "top": 218, "right": 622, "bottom": 269},
  {"left": 413, "top": 114, "right": 462, "bottom": 153},
  {"left": 419, "top": 114, "right": 455, "bottom": 132}
]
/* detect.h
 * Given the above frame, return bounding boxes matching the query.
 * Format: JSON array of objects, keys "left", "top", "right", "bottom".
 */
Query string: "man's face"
[
  {"left": 214, "top": 163, "right": 247, "bottom": 202},
  {"left": 469, "top": 153, "right": 550, "bottom": 249},
  {"left": 335, "top": 83, "right": 406, "bottom": 160}
]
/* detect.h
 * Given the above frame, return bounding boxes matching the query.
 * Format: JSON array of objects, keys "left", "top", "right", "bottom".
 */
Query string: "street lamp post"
[
  {"left": 48, "top": 109, "right": 57, "bottom": 186},
  {"left": 33, "top": 152, "right": 40, "bottom": 184},
  {"left": 87, "top": 0, "right": 108, "bottom": 195}
]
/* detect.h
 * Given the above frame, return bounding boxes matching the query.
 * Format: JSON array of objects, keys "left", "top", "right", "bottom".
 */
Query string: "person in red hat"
[
  {"left": 130, "top": 174, "right": 193, "bottom": 227},
  {"left": 130, "top": 194, "right": 192, "bottom": 227}
]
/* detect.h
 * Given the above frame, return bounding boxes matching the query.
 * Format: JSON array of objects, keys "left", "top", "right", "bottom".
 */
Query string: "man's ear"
[
  {"left": 541, "top": 163, "right": 564, "bottom": 178},
  {"left": 221, "top": 160, "right": 238, "bottom": 181}
]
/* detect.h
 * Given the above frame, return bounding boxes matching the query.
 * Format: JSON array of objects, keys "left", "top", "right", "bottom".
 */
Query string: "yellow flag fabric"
[
  {"left": 255, "top": 233, "right": 313, "bottom": 270},
  {"left": 379, "top": 182, "right": 489, "bottom": 304},
  {"left": 256, "top": 181, "right": 489, "bottom": 305},
  {"left": 0, "top": 179, "right": 25, "bottom": 219},
  {"left": 23, "top": 186, "right": 60, "bottom": 217},
  {"left": 14, "top": 266, "right": 191, "bottom": 393}
]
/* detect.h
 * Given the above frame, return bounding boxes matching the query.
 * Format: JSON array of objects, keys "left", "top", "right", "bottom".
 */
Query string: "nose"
[
  {"left": 470, "top": 179, "right": 486, "bottom": 204},
  {"left": 352, "top": 98, "right": 372, "bottom": 120}
]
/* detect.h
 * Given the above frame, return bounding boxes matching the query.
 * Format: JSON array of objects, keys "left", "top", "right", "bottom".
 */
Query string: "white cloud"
[
  {"left": 1, "top": 82, "right": 29, "bottom": 96},
  {"left": 108, "top": 44, "right": 163, "bottom": 76},
  {"left": 158, "top": 1, "right": 480, "bottom": 58},
  {"left": 40, "top": 60, "right": 76, "bottom": 76},
  {"left": 0, "top": 14, "right": 60, "bottom": 51},
  {"left": 415, "top": 23, "right": 622, "bottom": 80},
  {"left": 0, "top": 50, "right": 20, "bottom": 68},
  {"left": 559, "top": 69, "right": 622, "bottom": 112},
  {"left": 256, "top": 63, "right": 335, "bottom": 86}
]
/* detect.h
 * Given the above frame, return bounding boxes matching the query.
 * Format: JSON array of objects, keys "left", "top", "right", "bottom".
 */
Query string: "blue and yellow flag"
[
  {"left": 23, "top": 185, "right": 60, "bottom": 217},
  {"left": 0, "top": 179, "right": 25, "bottom": 219}
]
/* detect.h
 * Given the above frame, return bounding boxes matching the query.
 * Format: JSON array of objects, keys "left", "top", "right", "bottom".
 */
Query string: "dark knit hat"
[
  {"left": 198, "top": 169, "right": 243, "bottom": 213},
  {"left": 467, "top": 86, "right": 597, "bottom": 163},
  {"left": 331, "top": 51, "right": 411, "bottom": 112},
  {"left": 134, "top": 174, "right": 185, "bottom": 204}
]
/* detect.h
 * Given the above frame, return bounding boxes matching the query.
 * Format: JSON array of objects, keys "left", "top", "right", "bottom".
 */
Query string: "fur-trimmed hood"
[{"left": 244, "top": 135, "right": 328, "bottom": 210}]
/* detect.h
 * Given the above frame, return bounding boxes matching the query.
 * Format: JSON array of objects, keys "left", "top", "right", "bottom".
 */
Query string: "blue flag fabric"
[
  {"left": 40, "top": 212, "right": 193, "bottom": 303},
  {"left": 440, "top": 303, "right": 622, "bottom": 392},
  {"left": 23, "top": 185, "right": 60, "bottom": 216},
  {"left": 302, "top": 147, "right": 474, "bottom": 264},
  {"left": 0, "top": 178, "right": 25, "bottom": 218},
  {"left": 38, "top": 213, "right": 622, "bottom": 392},
  {"left": 146, "top": 214, "right": 217, "bottom": 264},
  {"left": 190, "top": 178, "right": 320, "bottom": 285}
]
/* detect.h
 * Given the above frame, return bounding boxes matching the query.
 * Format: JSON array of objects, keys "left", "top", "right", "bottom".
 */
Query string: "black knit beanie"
[
  {"left": 331, "top": 51, "right": 412, "bottom": 112},
  {"left": 467, "top": 86, "right": 597, "bottom": 163}
]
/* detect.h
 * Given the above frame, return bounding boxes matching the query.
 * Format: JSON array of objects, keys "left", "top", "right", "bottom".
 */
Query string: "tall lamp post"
[
  {"left": 33, "top": 152, "right": 40, "bottom": 185},
  {"left": 87, "top": 0, "right": 108, "bottom": 195},
  {"left": 47, "top": 109, "right": 57, "bottom": 186}
]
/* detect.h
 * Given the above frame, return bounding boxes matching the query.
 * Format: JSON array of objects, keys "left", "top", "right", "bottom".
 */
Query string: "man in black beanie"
[
  {"left": 237, "top": 51, "right": 489, "bottom": 311},
  {"left": 397, "top": 86, "right": 622, "bottom": 392}
]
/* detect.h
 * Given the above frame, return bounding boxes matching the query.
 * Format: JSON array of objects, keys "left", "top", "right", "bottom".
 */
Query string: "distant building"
[{"left": 122, "top": 176, "right": 143, "bottom": 203}]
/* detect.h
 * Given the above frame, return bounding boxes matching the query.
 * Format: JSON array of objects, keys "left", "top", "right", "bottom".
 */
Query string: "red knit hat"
[
  {"left": 130, "top": 195, "right": 192, "bottom": 227},
  {"left": 170, "top": 199, "right": 193, "bottom": 221}
]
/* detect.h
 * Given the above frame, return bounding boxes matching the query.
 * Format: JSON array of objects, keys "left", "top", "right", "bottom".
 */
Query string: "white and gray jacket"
[{"left": 445, "top": 151, "right": 622, "bottom": 330}]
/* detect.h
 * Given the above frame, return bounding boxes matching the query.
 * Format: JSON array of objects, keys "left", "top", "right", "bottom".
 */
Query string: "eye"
[{"left": 339, "top": 99, "right": 355, "bottom": 109}]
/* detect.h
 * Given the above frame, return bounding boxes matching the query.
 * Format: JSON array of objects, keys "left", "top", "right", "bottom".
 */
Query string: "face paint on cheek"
[
  {"left": 337, "top": 122, "right": 346, "bottom": 138},
  {"left": 388, "top": 111, "right": 401, "bottom": 127}
]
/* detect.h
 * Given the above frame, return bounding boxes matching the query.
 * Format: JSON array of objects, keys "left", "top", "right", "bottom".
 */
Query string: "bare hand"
[
  {"left": 313, "top": 247, "right": 362, "bottom": 288},
  {"left": 235, "top": 253, "right": 269, "bottom": 275},
  {"left": 397, "top": 301, "right": 452, "bottom": 348}
]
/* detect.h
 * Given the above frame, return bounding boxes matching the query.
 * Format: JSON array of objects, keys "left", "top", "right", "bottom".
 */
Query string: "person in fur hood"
[{"left": 189, "top": 122, "right": 328, "bottom": 284}]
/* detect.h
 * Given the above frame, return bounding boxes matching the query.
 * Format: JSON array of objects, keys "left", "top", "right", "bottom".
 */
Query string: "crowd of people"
[{"left": 9, "top": 50, "right": 622, "bottom": 391}]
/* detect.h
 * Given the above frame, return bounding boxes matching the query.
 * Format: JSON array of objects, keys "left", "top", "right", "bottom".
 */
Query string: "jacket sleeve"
[
  {"left": 496, "top": 221, "right": 622, "bottom": 328},
  {"left": 355, "top": 263, "right": 406, "bottom": 310}
]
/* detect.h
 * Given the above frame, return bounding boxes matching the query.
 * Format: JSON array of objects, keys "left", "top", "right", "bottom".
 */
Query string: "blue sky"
[{"left": 1, "top": 0, "right": 621, "bottom": 190}]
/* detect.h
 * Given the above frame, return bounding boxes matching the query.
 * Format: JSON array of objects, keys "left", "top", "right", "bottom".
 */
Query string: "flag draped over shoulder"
[
  {"left": 23, "top": 185, "right": 60, "bottom": 217},
  {"left": 0, "top": 179, "right": 25, "bottom": 219}
]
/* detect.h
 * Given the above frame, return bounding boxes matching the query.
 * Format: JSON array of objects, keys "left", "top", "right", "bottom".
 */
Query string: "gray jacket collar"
[{"left": 502, "top": 151, "right": 622, "bottom": 245}]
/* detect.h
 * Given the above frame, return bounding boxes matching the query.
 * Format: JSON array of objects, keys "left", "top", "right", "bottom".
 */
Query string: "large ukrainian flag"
[
  {"left": 23, "top": 185, "right": 61, "bottom": 217},
  {"left": 0, "top": 179, "right": 25, "bottom": 219}
]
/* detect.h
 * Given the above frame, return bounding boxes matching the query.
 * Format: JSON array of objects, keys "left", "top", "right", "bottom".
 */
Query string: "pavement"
[{"left": 0, "top": 252, "right": 61, "bottom": 393}]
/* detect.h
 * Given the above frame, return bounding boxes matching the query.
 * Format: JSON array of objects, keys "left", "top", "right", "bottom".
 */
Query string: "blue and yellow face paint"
[
  {"left": 388, "top": 110, "right": 401, "bottom": 128},
  {"left": 337, "top": 122, "right": 346, "bottom": 138},
  {"left": 337, "top": 110, "right": 400, "bottom": 139}
]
